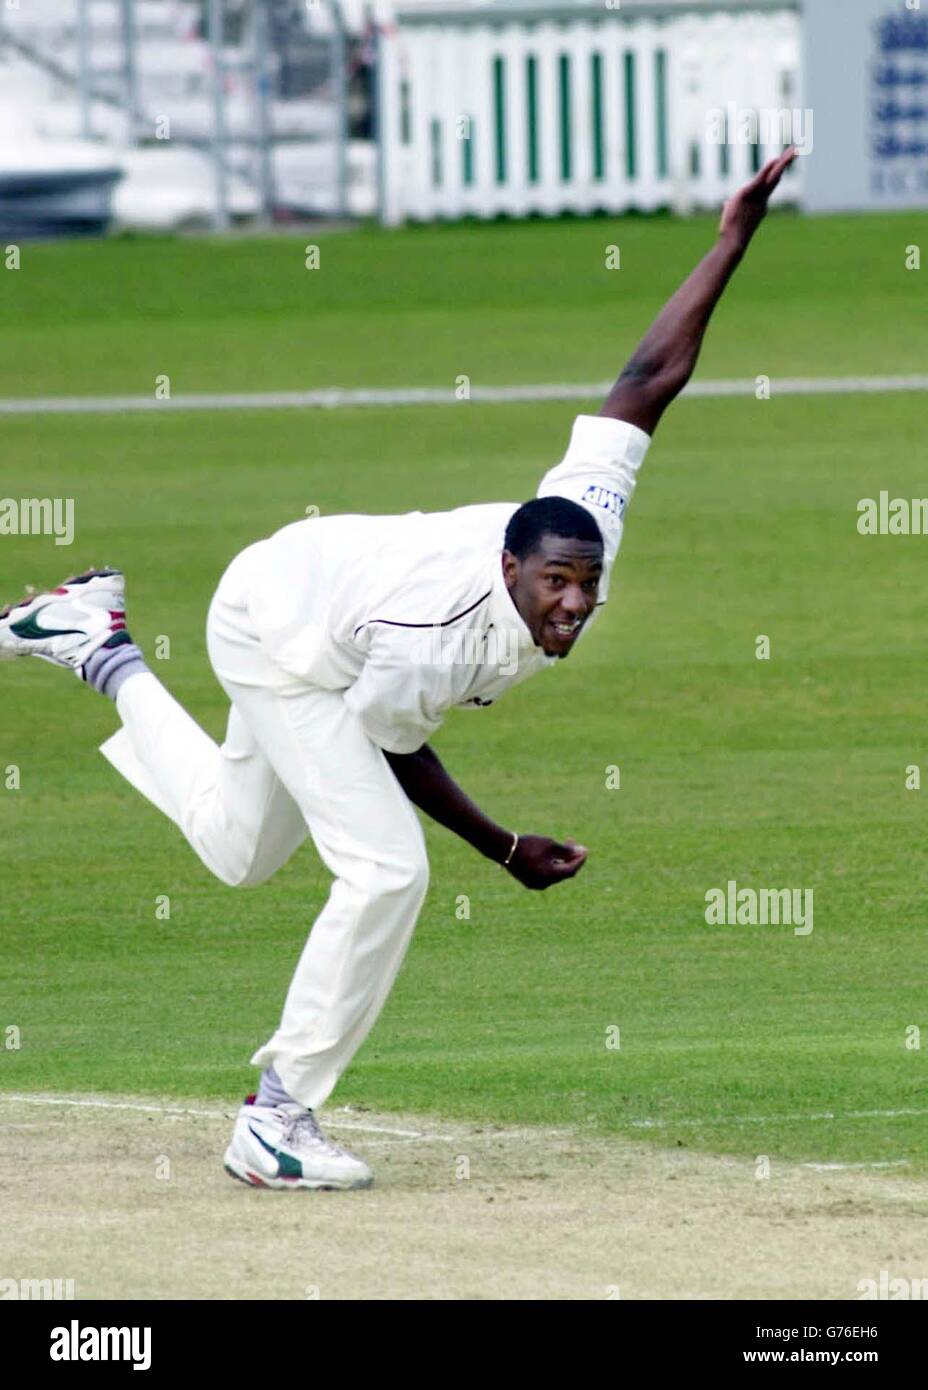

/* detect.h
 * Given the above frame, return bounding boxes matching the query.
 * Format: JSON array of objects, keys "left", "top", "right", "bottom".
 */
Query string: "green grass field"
[{"left": 2, "top": 211, "right": 927, "bottom": 1175}]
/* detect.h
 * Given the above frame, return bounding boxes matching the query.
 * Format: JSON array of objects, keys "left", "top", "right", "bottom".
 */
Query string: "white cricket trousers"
[{"left": 97, "top": 570, "right": 429, "bottom": 1110}]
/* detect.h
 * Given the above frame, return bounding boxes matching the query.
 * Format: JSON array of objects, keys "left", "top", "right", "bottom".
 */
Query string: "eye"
[
  {"left": 545, "top": 574, "right": 565, "bottom": 587},
  {"left": 582, "top": 579, "right": 600, "bottom": 592}
]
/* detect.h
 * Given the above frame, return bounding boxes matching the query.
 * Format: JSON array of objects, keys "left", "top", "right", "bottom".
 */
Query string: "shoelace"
[{"left": 282, "top": 1109, "right": 347, "bottom": 1158}]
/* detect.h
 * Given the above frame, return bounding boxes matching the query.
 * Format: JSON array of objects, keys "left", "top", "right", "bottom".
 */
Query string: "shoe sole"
[
  {"left": 223, "top": 1156, "right": 373, "bottom": 1192},
  {"left": 0, "top": 571, "right": 126, "bottom": 663},
  {"left": 0, "top": 613, "right": 123, "bottom": 665}
]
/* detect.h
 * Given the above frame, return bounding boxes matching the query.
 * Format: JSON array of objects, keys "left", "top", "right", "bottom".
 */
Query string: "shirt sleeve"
[
  {"left": 343, "top": 625, "right": 458, "bottom": 755},
  {"left": 536, "top": 414, "right": 651, "bottom": 601}
]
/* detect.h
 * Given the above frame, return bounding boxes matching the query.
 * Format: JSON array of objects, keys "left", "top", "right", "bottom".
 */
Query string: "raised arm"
[{"left": 601, "top": 148, "right": 798, "bottom": 435}]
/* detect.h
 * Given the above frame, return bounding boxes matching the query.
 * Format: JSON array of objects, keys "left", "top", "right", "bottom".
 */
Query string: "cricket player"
[{"left": 1, "top": 151, "right": 796, "bottom": 1191}]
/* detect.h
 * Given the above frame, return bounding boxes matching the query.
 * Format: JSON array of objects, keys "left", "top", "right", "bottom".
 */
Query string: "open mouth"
[{"left": 547, "top": 618, "right": 582, "bottom": 640}]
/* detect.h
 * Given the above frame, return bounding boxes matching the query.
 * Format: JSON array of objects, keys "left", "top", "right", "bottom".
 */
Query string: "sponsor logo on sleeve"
[{"left": 581, "top": 484, "right": 627, "bottom": 518}]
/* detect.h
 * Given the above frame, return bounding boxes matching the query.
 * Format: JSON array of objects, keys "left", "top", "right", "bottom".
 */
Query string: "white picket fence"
[{"left": 377, "top": 1, "right": 802, "bottom": 223}]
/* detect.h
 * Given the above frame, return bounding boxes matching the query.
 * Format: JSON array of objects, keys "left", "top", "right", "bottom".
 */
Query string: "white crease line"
[
  {"left": 1, "top": 374, "right": 927, "bottom": 416},
  {"left": 349, "top": 1137, "right": 455, "bottom": 1150},
  {"left": 632, "top": 1108, "right": 928, "bottom": 1128},
  {"left": 7, "top": 1093, "right": 921, "bottom": 1139},
  {"left": 2, "top": 1094, "right": 228, "bottom": 1119},
  {"left": 802, "top": 1161, "right": 909, "bottom": 1171},
  {"left": 0, "top": 1093, "right": 453, "bottom": 1141},
  {"left": 329, "top": 1121, "right": 454, "bottom": 1142}
]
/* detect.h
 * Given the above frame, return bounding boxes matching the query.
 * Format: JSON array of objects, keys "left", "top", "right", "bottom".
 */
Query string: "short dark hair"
[{"left": 503, "top": 496, "right": 603, "bottom": 560}]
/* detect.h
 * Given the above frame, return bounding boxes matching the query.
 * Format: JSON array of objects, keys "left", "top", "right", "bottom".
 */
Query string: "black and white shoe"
[
  {"left": 0, "top": 567, "right": 129, "bottom": 678},
  {"left": 224, "top": 1096, "right": 374, "bottom": 1191}
]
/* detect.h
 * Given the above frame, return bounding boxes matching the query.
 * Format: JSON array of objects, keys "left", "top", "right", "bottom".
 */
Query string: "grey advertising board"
[{"left": 803, "top": 0, "right": 928, "bottom": 210}]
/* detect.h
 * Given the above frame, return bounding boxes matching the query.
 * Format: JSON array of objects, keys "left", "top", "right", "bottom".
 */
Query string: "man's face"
[{"left": 502, "top": 533, "right": 604, "bottom": 658}]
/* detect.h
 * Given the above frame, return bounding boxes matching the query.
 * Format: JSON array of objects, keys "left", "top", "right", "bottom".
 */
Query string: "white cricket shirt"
[{"left": 215, "top": 414, "right": 650, "bottom": 753}]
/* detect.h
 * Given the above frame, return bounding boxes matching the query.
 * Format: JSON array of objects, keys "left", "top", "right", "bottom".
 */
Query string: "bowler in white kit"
[{"left": 0, "top": 154, "right": 795, "bottom": 1189}]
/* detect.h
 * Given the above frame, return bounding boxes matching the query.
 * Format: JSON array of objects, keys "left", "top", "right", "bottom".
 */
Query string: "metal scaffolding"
[{"left": 62, "top": 0, "right": 352, "bottom": 231}]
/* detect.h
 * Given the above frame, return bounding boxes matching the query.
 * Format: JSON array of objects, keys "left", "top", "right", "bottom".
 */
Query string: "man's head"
[{"left": 502, "top": 497, "right": 604, "bottom": 658}]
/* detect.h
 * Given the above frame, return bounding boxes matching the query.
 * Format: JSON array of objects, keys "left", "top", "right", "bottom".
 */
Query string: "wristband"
[{"left": 501, "top": 832, "right": 519, "bottom": 867}]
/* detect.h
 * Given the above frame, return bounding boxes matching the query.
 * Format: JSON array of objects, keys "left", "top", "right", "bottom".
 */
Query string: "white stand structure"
[{"left": 377, "top": 0, "right": 802, "bottom": 224}]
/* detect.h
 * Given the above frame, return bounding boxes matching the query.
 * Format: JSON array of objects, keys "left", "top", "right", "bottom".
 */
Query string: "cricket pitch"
[{"left": 1, "top": 1094, "right": 926, "bottom": 1301}]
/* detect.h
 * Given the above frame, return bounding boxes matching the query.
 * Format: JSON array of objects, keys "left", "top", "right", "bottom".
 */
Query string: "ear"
[{"left": 501, "top": 549, "right": 520, "bottom": 589}]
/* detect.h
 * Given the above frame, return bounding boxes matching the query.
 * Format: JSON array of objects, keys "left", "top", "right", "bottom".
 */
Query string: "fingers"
[
  {"left": 762, "top": 146, "right": 799, "bottom": 187},
  {"left": 743, "top": 165, "right": 772, "bottom": 195},
  {"left": 513, "top": 836, "right": 589, "bottom": 889},
  {"left": 550, "top": 843, "right": 588, "bottom": 877},
  {"left": 721, "top": 148, "right": 797, "bottom": 233},
  {"left": 531, "top": 862, "right": 585, "bottom": 890},
  {"left": 552, "top": 838, "right": 588, "bottom": 865},
  {"left": 738, "top": 146, "right": 797, "bottom": 201},
  {"left": 744, "top": 152, "right": 785, "bottom": 193}
]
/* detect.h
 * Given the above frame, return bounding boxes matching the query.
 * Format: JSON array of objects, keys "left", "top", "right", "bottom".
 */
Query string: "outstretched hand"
[
  {"left": 505, "top": 834, "right": 588, "bottom": 891},
  {"left": 719, "top": 146, "right": 798, "bottom": 248}
]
